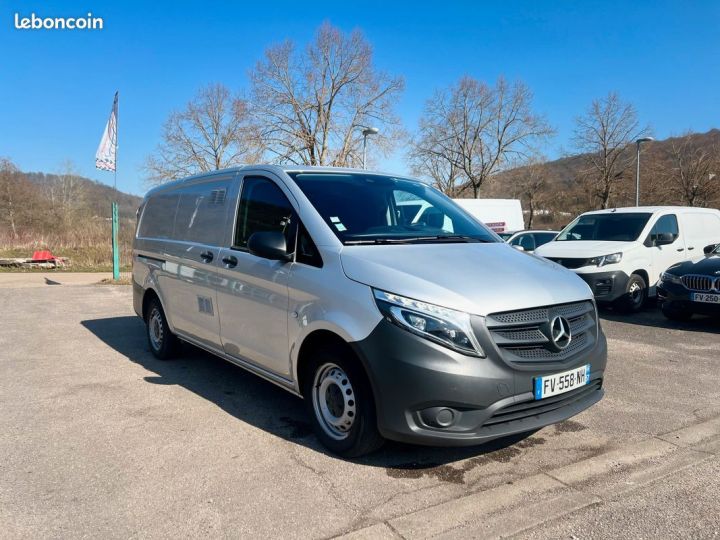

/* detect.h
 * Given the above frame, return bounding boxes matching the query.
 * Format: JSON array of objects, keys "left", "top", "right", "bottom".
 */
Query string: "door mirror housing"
[
  {"left": 704, "top": 243, "right": 719, "bottom": 255},
  {"left": 653, "top": 232, "right": 675, "bottom": 246},
  {"left": 248, "top": 232, "right": 292, "bottom": 262}
]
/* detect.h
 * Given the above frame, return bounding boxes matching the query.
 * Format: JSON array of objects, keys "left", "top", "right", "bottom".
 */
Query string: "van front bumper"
[
  {"left": 576, "top": 270, "right": 630, "bottom": 303},
  {"left": 351, "top": 319, "right": 607, "bottom": 447}
]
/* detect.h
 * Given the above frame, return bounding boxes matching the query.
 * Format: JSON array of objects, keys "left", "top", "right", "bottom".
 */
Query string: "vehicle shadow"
[
  {"left": 599, "top": 303, "right": 720, "bottom": 334},
  {"left": 81, "top": 316, "right": 534, "bottom": 469}
]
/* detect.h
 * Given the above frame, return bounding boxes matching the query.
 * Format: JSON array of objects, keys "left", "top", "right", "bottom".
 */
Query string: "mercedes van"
[
  {"left": 133, "top": 166, "right": 607, "bottom": 456},
  {"left": 535, "top": 207, "right": 720, "bottom": 313}
]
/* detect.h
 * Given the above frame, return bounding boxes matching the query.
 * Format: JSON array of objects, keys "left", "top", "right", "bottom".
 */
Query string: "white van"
[
  {"left": 535, "top": 206, "right": 720, "bottom": 313},
  {"left": 452, "top": 199, "right": 524, "bottom": 233}
]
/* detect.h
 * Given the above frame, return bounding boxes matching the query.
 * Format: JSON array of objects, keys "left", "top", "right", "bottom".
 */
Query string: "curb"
[{"left": 335, "top": 416, "right": 720, "bottom": 539}]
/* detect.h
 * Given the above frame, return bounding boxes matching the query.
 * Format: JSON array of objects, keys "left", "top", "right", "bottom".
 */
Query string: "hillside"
[
  {"left": 486, "top": 129, "right": 720, "bottom": 228},
  {"left": 0, "top": 163, "right": 142, "bottom": 270},
  {"left": 22, "top": 171, "right": 142, "bottom": 220}
]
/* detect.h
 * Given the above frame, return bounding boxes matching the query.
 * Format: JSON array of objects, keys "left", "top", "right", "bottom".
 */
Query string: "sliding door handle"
[{"left": 221, "top": 255, "right": 238, "bottom": 268}]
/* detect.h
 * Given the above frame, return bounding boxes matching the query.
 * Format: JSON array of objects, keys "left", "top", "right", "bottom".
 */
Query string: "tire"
[
  {"left": 145, "top": 298, "right": 179, "bottom": 360},
  {"left": 662, "top": 303, "right": 693, "bottom": 321},
  {"left": 614, "top": 273, "right": 647, "bottom": 314},
  {"left": 301, "top": 346, "right": 384, "bottom": 457}
]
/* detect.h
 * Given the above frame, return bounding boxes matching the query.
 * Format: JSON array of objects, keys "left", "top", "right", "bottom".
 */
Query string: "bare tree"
[
  {"left": 45, "top": 160, "right": 86, "bottom": 221},
  {"left": 250, "top": 22, "right": 404, "bottom": 167},
  {"left": 660, "top": 134, "right": 720, "bottom": 206},
  {"left": 407, "top": 121, "right": 461, "bottom": 194},
  {"left": 145, "top": 84, "right": 262, "bottom": 184},
  {"left": 410, "top": 76, "right": 553, "bottom": 198},
  {"left": 573, "top": 92, "right": 650, "bottom": 209},
  {"left": 0, "top": 158, "right": 43, "bottom": 240},
  {"left": 507, "top": 158, "right": 552, "bottom": 228}
]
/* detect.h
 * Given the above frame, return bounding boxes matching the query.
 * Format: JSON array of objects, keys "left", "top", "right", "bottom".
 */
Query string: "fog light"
[{"left": 419, "top": 406, "right": 458, "bottom": 428}]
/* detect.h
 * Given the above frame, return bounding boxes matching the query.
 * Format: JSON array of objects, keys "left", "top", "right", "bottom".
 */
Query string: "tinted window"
[
  {"left": 557, "top": 213, "right": 652, "bottom": 242},
  {"left": 649, "top": 214, "right": 679, "bottom": 242},
  {"left": 234, "top": 177, "right": 294, "bottom": 249},
  {"left": 173, "top": 179, "right": 231, "bottom": 245},
  {"left": 289, "top": 172, "right": 496, "bottom": 244},
  {"left": 511, "top": 233, "right": 536, "bottom": 251},
  {"left": 138, "top": 192, "right": 180, "bottom": 239},
  {"left": 535, "top": 232, "right": 557, "bottom": 247}
]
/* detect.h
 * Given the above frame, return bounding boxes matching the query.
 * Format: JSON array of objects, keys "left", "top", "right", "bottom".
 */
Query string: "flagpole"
[{"left": 111, "top": 91, "right": 119, "bottom": 281}]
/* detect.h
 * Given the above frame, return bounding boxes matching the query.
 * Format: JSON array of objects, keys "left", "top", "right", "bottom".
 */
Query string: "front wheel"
[
  {"left": 614, "top": 273, "right": 647, "bottom": 314},
  {"left": 302, "top": 348, "right": 384, "bottom": 457}
]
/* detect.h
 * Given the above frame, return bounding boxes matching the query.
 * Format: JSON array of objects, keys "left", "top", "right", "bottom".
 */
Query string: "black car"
[{"left": 657, "top": 243, "right": 720, "bottom": 320}]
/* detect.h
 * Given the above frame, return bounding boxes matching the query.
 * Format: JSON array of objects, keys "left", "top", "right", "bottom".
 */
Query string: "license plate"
[
  {"left": 534, "top": 364, "right": 590, "bottom": 400},
  {"left": 692, "top": 292, "right": 720, "bottom": 304}
]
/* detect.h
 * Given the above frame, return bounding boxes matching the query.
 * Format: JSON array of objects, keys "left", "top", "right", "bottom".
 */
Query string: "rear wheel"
[
  {"left": 146, "top": 298, "right": 179, "bottom": 360},
  {"left": 662, "top": 302, "right": 693, "bottom": 321},
  {"left": 614, "top": 273, "right": 647, "bottom": 314},
  {"left": 302, "top": 347, "right": 384, "bottom": 457}
]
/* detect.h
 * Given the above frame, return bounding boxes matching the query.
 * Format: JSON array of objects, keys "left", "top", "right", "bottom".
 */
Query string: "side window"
[
  {"left": 138, "top": 192, "right": 180, "bottom": 239},
  {"left": 650, "top": 214, "right": 679, "bottom": 243},
  {"left": 518, "top": 234, "right": 537, "bottom": 251},
  {"left": 296, "top": 223, "right": 323, "bottom": 268},
  {"left": 234, "top": 176, "right": 294, "bottom": 249},
  {"left": 173, "top": 179, "right": 231, "bottom": 245}
]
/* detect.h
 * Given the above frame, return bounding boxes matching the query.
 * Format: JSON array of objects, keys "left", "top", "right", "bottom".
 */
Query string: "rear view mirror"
[
  {"left": 704, "top": 243, "right": 719, "bottom": 255},
  {"left": 248, "top": 232, "right": 292, "bottom": 262}
]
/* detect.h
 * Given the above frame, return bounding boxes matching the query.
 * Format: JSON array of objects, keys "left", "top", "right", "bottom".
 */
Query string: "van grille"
[
  {"left": 485, "top": 301, "right": 597, "bottom": 365},
  {"left": 681, "top": 274, "right": 718, "bottom": 292},
  {"left": 546, "top": 257, "right": 589, "bottom": 269}
]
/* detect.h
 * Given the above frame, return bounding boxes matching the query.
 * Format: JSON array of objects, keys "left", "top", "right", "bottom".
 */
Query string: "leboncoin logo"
[{"left": 14, "top": 12, "right": 104, "bottom": 30}]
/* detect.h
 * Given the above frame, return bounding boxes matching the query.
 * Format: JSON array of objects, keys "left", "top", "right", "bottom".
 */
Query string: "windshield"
[
  {"left": 289, "top": 172, "right": 498, "bottom": 244},
  {"left": 556, "top": 213, "right": 652, "bottom": 242}
]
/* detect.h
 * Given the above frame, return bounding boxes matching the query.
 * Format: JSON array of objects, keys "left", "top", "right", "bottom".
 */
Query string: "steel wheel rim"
[
  {"left": 629, "top": 281, "right": 643, "bottom": 304},
  {"left": 149, "top": 308, "right": 164, "bottom": 351},
  {"left": 312, "top": 363, "right": 356, "bottom": 440}
]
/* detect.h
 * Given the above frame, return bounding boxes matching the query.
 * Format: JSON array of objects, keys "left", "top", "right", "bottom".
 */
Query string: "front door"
[
  {"left": 216, "top": 175, "right": 295, "bottom": 377},
  {"left": 647, "top": 213, "right": 684, "bottom": 286}
]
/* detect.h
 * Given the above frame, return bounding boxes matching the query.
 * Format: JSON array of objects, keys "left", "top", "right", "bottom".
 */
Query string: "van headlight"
[
  {"left": 589, "top": 252, "right": 622, "bottom": 267},
  {"left": 660, "top": 271, "right": 682, "bottom": 285},
  {"left": 372, "top": 289, "right": 485, "bottom": 357}
]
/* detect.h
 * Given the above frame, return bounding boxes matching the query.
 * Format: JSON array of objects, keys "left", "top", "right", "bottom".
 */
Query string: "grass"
[{"left": 0, "top": 245, "right": 132, "bottom": 273}]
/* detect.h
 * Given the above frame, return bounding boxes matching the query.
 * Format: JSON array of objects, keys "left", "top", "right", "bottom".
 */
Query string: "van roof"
[
  {"left": 582, "top": 206, "right": 720, "bottom": 216},
  {"left": 144, "top": 165, "right": 410, "bottom": 197}
]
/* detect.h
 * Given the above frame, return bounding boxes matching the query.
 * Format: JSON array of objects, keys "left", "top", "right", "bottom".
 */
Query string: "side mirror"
[
  {"left": 654, "top": 232, "right": 675, "bottom": 246},
  {"left": 704, "top": 243, "right": 719, "bottom": 255},
  {"left": 513, "top": 245, "right": 525, "bottom": 252},
  {"left": 248, "top": 231, "right": 292, "bottom": 262}
]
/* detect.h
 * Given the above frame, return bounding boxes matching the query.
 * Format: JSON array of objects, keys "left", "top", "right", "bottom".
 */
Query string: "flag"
[{"left": 95, "top": 91, "right": 118, "bottom": 172}]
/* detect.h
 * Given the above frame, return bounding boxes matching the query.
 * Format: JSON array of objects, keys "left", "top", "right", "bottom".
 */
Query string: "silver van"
[{"left": 133, "top": 166, "right": 607, "bottom": 456}]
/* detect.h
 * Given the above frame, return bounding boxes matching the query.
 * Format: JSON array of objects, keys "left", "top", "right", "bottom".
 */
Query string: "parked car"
[
  {"left": 133, "top": 166, "right": 607, "bottom": 456},
  {"left": 534, "top": 207, "right": 720, "bottom": 313},
  {"left": 504, "top": 230, "right": 559, "bottom": 253},
  {"left": 657, "top": 243, "right": 720, "bottom": 320}
]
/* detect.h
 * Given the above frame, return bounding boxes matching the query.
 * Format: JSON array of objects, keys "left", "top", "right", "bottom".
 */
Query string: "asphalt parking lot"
[{"left": 1, "top": 277, "right": 719, "bottom": 539}]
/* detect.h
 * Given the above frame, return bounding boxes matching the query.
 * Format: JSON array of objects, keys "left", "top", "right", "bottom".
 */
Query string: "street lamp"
[
  {"left": 635, "top": 137, "right": 654, "bottom": 206},
  {"left": 355, "top": 125, "right": 379, "bottom": 169}
]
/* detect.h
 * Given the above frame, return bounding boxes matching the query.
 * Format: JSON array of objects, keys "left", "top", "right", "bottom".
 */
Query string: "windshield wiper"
[{"left": 345, "top": 235, "right": 492, "bottom": 245}]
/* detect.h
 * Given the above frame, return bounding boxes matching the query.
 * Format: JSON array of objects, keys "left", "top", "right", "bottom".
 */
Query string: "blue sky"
[{"left": 1, "top": 0, "right": 718, "bottom": 195}]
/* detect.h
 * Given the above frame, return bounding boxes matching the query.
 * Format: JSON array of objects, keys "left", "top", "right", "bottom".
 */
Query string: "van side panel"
[{"left": 134, "top": 175, "right": 236, "bottom": 350}]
